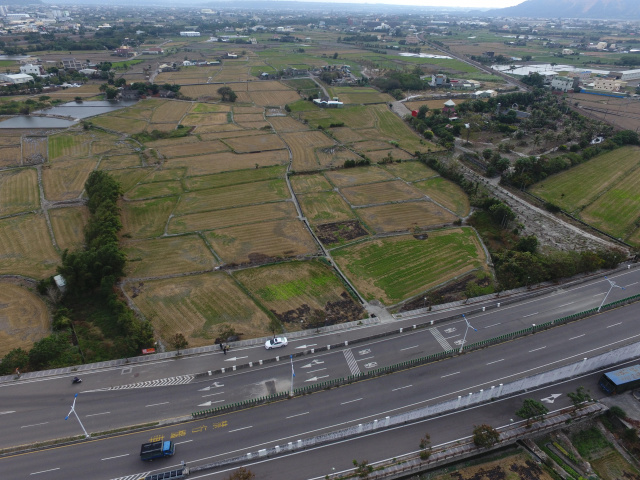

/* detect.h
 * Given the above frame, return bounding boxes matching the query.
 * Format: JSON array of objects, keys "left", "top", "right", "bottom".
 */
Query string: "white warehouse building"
[
  {"left": 0, "top": 73, "right": 34, "bottom": 84},
  {"left": 620, "top": 69, "right": 640, "bottom": 82},
  {"left": 180, "top": 31, "right": 200, "bottom": 37}
]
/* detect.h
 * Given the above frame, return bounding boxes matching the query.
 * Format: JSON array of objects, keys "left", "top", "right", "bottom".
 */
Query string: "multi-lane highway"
[{"left": 1, "top": 267, "right": 639, "bottom": 479}]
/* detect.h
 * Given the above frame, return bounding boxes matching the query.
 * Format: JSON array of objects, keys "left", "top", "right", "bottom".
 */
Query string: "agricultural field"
[
  {"left": 0, "top": 213, "right": 60, "bottom": 278},
  {"left": 155, "top": 140, "right": 229, "bottom": 158},
  {"left": 48, "top": 133, "right": 91, "bottom": 160},
  {"left": 425, "top": 452, "right": 553, "bottom": 480},
  {"left": 125, "top": 180, "right": 183, "bottom": 200},
  {"left": 167, "top": 150, "right": 289, "bottom": 176},
  {"left": 234, "top": 260, "right": 365, "bottom": 328},
  {"left": 358, "top": 202, "right": 457, "bottom": 233},
  {"left": 290, "top": 173, "right": 333, "bottom": 193},
  {"left": 150, "top": 100, "right": 192, "bottom": 123},
  {"left": 530, "top": 146, "right": 640, "bottom": 244},
  {"left": 120, "top": 197, "right": 178, "bottom": 239},
  {"left": 327, "top": 86, "right": 393, "bottom": 104},
  {"left": 205, "top": 219, "right": 317, "bottom": 265},
  {"left": 325, "top": 165, "right": 394, "bottom": 187},
  {"left": 223, "top": 134, "right": 287, "bottom": 153},
  {"left": 0, "top": 283, "right": 50, "bottom": 357},
  {"left": 49, "top": 207, "right": 89, "bottom": 252},
  {"left": 0, "top": 168, "right": 39, "bottom": 216},
  {"left": 168, "top": 201, "right": 297, "bottom": 234},
  {"left": 381, "top": 161, "right": 438, "bottom": 182},
  {"left": 124, "top": 235, "right": 219, "bottom": 278},
  {"left": 98, "top": 154, "right": 142, "bottom": 170},
  {"left": 332, "top": 228, "right": 487, "bottom": 304},
  {"left": 365, "top": 149, "right": 413, "bottom": 163},
  {"left": 298, "top": 191, "right": 357, "bottom": 225},
  {"left": 316, "top": 145, "right": 362, "bottom": 169},
  {"left": 341, "top": 180, "right": 424, "bottom": 206},
  {"left": 0, "top": 144, "right": 21, "bottom": 168},
  {"left": 282, "top": 130, "right": 336, "bottom": 171},
  {"left": 413, "top": 177, "right": 470, "bottom": 217},
  {"left": 185, "top": 165, "right": 286, "bottom": 191},
  {"left": 127, "top": 272, "right": 271, "bottom": 346},
  {"left": 42, "top": 158, "right": 98, "bottom": 202}
]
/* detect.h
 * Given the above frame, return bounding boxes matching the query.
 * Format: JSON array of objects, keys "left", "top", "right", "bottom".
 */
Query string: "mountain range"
[{"left": 490, "top": 0, "right": 640, "bottom": 20}]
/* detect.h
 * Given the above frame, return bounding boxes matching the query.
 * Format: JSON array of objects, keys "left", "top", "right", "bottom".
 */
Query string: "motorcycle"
[{"left": 72, "top": 377, "right": 82, "bottom": 384}]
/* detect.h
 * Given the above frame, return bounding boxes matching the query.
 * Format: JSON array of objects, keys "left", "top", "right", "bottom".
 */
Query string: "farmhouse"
[
  {"left": 313, "top": 96, "right": 344, "bottom": 108},
  {"left": 472, "top": 90, "right": 497, "bottom": 98},
  {"left": 20, "top": 64, "right": 45, "bottom": 76},
  {"left": 551, "top": 76, "right": 574, "bottom": 92},
  {"left": 442, "top": 99, "right": 457, "bottom": 118},
  {"left": 0, "top": 73, "right": 33, "bottom": 84}
]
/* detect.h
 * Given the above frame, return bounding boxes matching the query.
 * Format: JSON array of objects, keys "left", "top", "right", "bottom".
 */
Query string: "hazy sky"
[{"left": 322, "top": 0, "right": 527, "bottom": 8}]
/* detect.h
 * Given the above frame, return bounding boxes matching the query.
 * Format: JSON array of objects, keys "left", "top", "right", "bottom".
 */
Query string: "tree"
[
  {"left": 473, "top": 424, "right": 500, "bottom": 448},
  {"left": 516, "top": 398, "right": 548, "bottom": 425},
  {"left": 419, "top": 433, "right": 432, "bottom": 460},
  {"left": 567, "top": 386, "right": 591, "bottom": 408},
  {"left": 268, "top": 317, "right": 282, "bottom": 337},
  {"left": 417, "top": 105, "right": 429, "bottom": 120},
  {"left": 353, "top": 459, "right": 373, "bottom": 479},
  {"left": 217, "top": 86, "right": 237, "bottom": 102},
  {"left": 225, "top": 467, "right": 255, "bottom": 480},
  {"left": 105, "top": 87, "right": 118, "bottom": 99},
  {"left": 0, "top": 348, "right": 29, "bottom": 375},
  {"left": 171, "top": 333, "right": 189, "bottom": 355}
]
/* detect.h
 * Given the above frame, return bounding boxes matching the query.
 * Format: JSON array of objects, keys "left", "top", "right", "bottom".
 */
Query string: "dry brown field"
[
  {"left": 168, "top": 201, "right": 296, "bottom": 234},
  {"left": 98, "top": 154, "right": 141, "bottom": 170},
  {"left": 358, "top": 201, "right": 457, "bottom": 233},
  {"left": 381, "top": 161, "right": 438, "bottom": 181},
  {"left": 146, "top": 136, "right": 203, "bottom": 149},
  {"left": 44, "top": 84, "right": 102, "bottom": 100},
  {"left": 115, "top": 100, "right": 163, "bottom": 120},
  {"left": 195, "top": 124, "right": 244, "bottom": 136},
  {"left": 342, "top": 180, "right": 424, "bottom": 206},
  {"left": 124, "top": 235, "right": 219, "bottom": 278},
  {"left": 215, "top": 70, "right": 252, "bottom": 84},
  {"left": 366, "top": 149, "right": 414, "bottom": 163},
  {"left": 120, "top": 197, "right": 178, "bottom": 239},
  {"left": 351, "top": 140, "right": 396, "bottom": 152},
  {"left": 0, "top": 283, "right": 50, "bottom": 357},
  {"left": 247, "top": 81, "right": 290, "bottom": 91},
  {"left": 223, "top": 134, "right": 287, "bottom": 153},
  {"left": 166, "top": 150, "right": 289, "bottom": 175},
  {"left": 333, "top": 90, "right": 393, "bottom": 104},
  {"left": 0, "top": 135, "right": 21, "bottom": 146},
  {"left": 282, "top": 131, "right": 335, "bottom": 171},
  {"left": 151, "top": 100, "right": 192, "bottom": 123},
  {"left": 330, "top": 127, "right": 366, "bottom": 143},
  {"left": 146, "top": 123, "right": 177, "bottom": 133},
  {"left": 22, "top": 136, "right": 48, "bottom": 164},
  {"left": 155, "top": 140, "right": 229, "bottom": 158},
  {"left": 205, "top": 219, "right": 317, "bottom": 264},
  {"left": 180, "top": 84, "right": 223, "bottom": 98},
  {"left": 190, "top": 103, "right": 230, "bottom": 114},
  {"left": 0, "top": 146, "right": 22, "bottom": 166},
  {"left": 141, "top": 168, "right": 186, "bottom": 183},
  {"left": 572, "top": 93, "right": 640, "bottom": 132},
  {"left": 49, "top": 206, "right": 89, "bottom": 252},
  {"left": 234, "top": 120, "right": 270, "bottom": 129},
  {"left": 91, "top": 115, "right": 148, "bottom": 134},
  {"left": 249, "top": 90, "right": 301, "bottom": 107},
  {"left": 42, "top": 158, "right": 98, "bottom": 202},
  {"left": 325, "top": 166, "right": 395, "bottom": 187},
  {"left": 290, "top": 174, "right": 333, "bottom": 193},
  {"left": 0, "top": 213, "right": 59, "bottom": 278},
  {"left": 175, "top": 179, "right": 288, "bottom": 214},
  {"left": 233, "top": 106, "right": 264, "bottom": 114},
  {"left": 127, "top": 272, "right": 270, "bottom": 346},
  {"left": 298, "top": 191, "right": 356, "bottom": 225},
  {"left": 0, "top": 168, "right": 39, "bottom": 216},
  {"left": 268, "top": 116, "right": 307, "bottom": 132},
  {"left": 91, "top": 140, "right": 134, "bottom": 156},
  {"left": 181, "top": 113, "right": 229, "bottom": 126},
  {"left": 233, "top": 113, "right": 265, "bottom": 123}
]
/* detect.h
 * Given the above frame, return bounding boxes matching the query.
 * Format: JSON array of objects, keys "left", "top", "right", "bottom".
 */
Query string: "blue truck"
[
  {"left": 140, "top": 441, "right": 175, "bottom": 461},
  {"left": 599, "top": 364, "right": 640, "bottom": 394}
]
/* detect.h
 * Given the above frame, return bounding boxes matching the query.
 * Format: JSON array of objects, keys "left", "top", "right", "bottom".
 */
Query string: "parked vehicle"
[
  {"left": 599, "top": 364, "right": 640, "bottom": 394},
  {"left": 265, "top": 337, "right": 288, "bottom": 350},
  {"left": 140, "top": 441, "right": 175, "bottom": 461},
  {"left": 72, "top": 377, "right": 82, "bottom": 384}
]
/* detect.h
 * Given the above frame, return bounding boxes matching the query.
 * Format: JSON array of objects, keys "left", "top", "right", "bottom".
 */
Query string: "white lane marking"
[
  {"left": 558, "top": 302, "right": 575, "bottom": 308},
  {"left": 529, "top": 346, "right": 546, "bottom": 352},
  {"left": 445, "top": 334, "right": 460, "bottom": 339},
  {"left": 441, "top": 372, "right": 460, "bottom": 378},
  {"left": 30, "top": 468, "right": 60, "bottom": 475},
  {"left": 356, "top": 356, "right": 374, "bottom": 362},
  {"left": 400, "top": 345, "right": 419, "bottom": 351},
  {"left": 21, "top": 422, "right": 49, "bottom": 428},
  {"left": 391, "top": 385, "right": 413, "bottom": 392},
  {"left": 607, "top": 322, "right": 622, "bottom": 328},
  {"left": 593, "top": 292, "right": 605, "bottom": 296},
  {"left": 202, "top": 392, "right": 224, "bottom": 397},
  {"left": 523, "top": 312, "right": 538, "bottom": 318},
  {"left": 86, "top": 411, "right": 110, "bottom": 417},
  {"left": 340, "top": 398, "right": 363, "bottom": 405},
  {"left": 569, "top": 334, "right": 585, "bottom": 340},
  {"left": 308, "top": 368, "right": 327, "bottom": 374},
  {"left": 175, "top": 440, "right": 193, "bottom": 445},
  {"left": 483, "top": 323, "right": 501, "bottom": 329},
  {"left": 0, "top": 411, "right": 16, "bottom": 415},
  {"left": 102, "top": 454, "right": 129, "bottom": 461},
  {"left": 228, "top": 426, "right": 253, "bottom": 433},
  {"left": 487, "top": 359, "right": 504, "bottom": 365},
  {"left": 625, "top": 282, "right": 638, "bottom": 287},
  {"left": 286, "top": 412, "right": 309, "bottom": 419},
  {"left": 145, "top": 402, "right": 169, "bottom": 407}
]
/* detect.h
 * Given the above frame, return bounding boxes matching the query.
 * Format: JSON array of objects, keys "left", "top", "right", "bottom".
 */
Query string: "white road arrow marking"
[
  {"left": 305, "top": 375, "right": 329, "bottom": 382},
  {"left": 0, "top": 411, "right": 16, "bottom": 415},
  {"left": 198, "top": 400, "right": 225, "bottom": 407},
  {"left": 224, "top": 356, "right": 248, "bottom": 362},
  {"left": 444, "top": 328, "right": 456, "bottom": 333},
  {"left": 301, "top": 360, "right": 324, "bottom": 368},
  {"left": 541, "top": 393, "right": 562, "bottom": 404},
  {"left": 212, "top": 382, "right": 224, "bottom": 388},
  {"left": 296, "top": 344, "right": 317, "bottom": 349},
  {"left": 199, "top": 386, "right": 211, "bottom": 391}
]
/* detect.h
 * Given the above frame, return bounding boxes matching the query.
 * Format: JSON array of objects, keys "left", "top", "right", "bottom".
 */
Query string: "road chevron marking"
[
  {"left": 109, "top": 472, "right": 150, "bottom": 480},
  {"left": 84, "top": 375, "right": 194, "bottom": 392}
]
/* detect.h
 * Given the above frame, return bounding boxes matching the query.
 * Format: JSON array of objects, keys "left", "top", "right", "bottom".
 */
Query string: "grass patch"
[{"left": 571, "top": 427, "right": 611, "bottom": 458}]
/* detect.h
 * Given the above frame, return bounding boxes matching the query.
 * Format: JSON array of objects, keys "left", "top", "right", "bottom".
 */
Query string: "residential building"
[
  {"left": 115, "top": 46, "right": 135, "bottom": 57},
  {"left": 61, "top": 58, "right": 83, "bottom": 70},
  {"left": 20, "top": 64, "right": 45, "bottom": 76},
  {"left": 593, "top": 77, "right": 626, "bottom": 92},
  {"left": 430, "top": 74, "right": 448, "bottom": 87},
  {"left": 442, "top": 99, "right": 457, "bottom": 118},
  {"left": 472, "top": 90, "right": 497, "bottom": 98},
  {"left": 551, "top": 75, "right": 574, "bottom": 92}
]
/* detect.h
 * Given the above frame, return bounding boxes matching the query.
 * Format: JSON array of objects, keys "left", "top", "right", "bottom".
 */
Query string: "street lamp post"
[
  {"left": 459, "top": 314, "right": 478, "bottom": 353},
  {"left": 65, "top": 393, "right": 90, "bottom": 438},
  {"left": 597, "top": 276, "right": 625, "bottom": 312},
  {"left": 289, "top": 355, "right": 295, "bottom": 397}
]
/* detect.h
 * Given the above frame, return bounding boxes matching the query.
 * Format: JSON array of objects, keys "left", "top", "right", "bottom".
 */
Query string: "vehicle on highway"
[
  {"left": 140, "top": 441, "right": 175, "bottom": 461},
  {"left": 265, "top": 337, "right": 288, "bottom": 350},
  {"left": 599, "top": 364, "right": 640, "bottom": 394},
  {"left": 72, "top": 376, "right": 82, "bottom": 384}
]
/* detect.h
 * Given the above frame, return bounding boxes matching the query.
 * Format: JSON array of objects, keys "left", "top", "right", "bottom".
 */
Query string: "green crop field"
[
  {"left": 413, "top": 176, "right": 470, "bottom": 217},
  {"left": 298, "top": 191, "right": 356, "bottom": 224},
  {"left": 120, "top": 197, "right": 178, "bottom": 239},
  {"left": 332, "top": 228, "right": 487, "bottom": 304},
  {"left": 184, "top": 166, "right": 286, "bottom": 191},
  {"left": 381, "top": 161, "right": 438, "bottom": 182}
]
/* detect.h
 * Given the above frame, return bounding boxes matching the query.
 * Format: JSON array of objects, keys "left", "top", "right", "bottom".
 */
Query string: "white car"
[{"left": 265, "top": 337, "right": 288, "bottom": 350}]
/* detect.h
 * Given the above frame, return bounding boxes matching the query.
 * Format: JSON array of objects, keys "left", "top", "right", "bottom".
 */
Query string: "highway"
[
  {"left": 0, "top": 268, "right": 637, "bottom": 450},
  {"left": 1, "top": 289, "right": 639, "bottom": 480}
]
